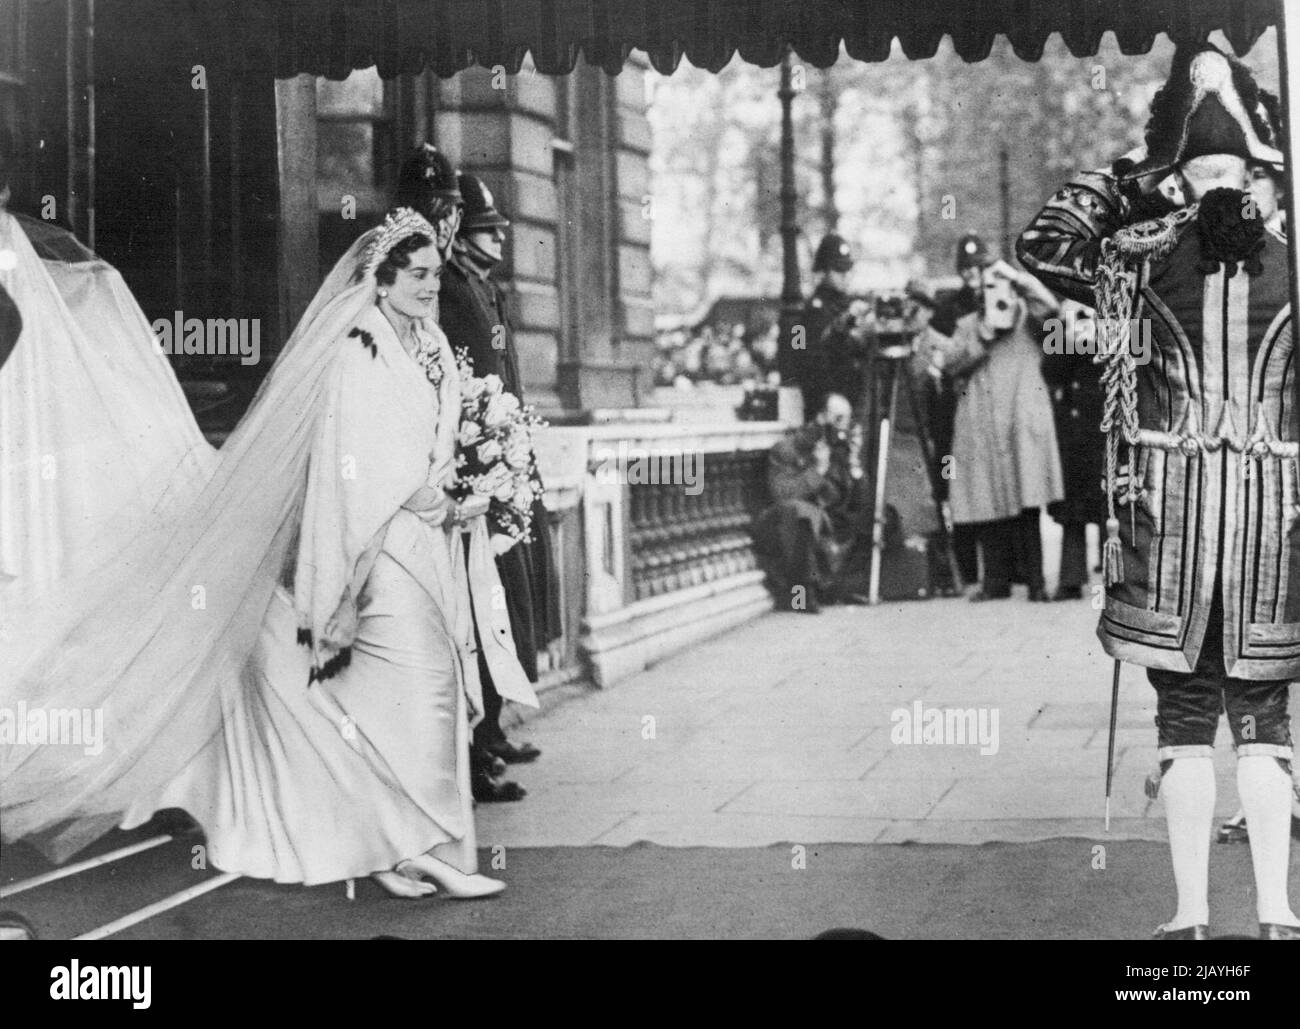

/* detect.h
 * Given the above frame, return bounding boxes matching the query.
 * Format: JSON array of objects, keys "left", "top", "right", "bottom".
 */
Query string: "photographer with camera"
[
  {"left": 927, "top": 257, "right": 1063, "bottom": 602},
  {"left": 753, "top": 392, "right": 868, "bottom": 614}
]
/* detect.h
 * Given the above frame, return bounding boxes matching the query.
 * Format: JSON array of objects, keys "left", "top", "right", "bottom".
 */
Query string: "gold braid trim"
[{"left": 1093, "top": 205, "right": 1197, "bottom": 586}]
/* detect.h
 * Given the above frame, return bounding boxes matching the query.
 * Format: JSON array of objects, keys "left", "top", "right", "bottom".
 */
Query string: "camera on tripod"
[{"left": 857, "top": 291, "right": 919, "bottom": 360}]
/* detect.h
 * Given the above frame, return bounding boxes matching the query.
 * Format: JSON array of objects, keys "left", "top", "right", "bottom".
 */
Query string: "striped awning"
[{"left": 227, "top": 0, "right": 1282, "bottom": 79}]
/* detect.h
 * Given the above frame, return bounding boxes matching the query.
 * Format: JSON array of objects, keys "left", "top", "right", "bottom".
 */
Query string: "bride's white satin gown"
[
  {"left": 125, "top": 518, "right": 479, "bottom": 884},
  {"left": 121, "top": 307, "right": 499, "bottom": 885}
]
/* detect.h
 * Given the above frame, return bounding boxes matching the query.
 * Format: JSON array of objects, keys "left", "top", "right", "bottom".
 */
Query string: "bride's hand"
[
  {"left": 403, "top": 485, "right": 452, "bottom": 525},
  {"left": 452, "top": 493, "right": 490, "bottom": 524}
]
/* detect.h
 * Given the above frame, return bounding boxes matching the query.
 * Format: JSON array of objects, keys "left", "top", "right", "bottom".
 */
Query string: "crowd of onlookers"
[{"left": 653, "top": 317, "right": 781, "bottom": 388}]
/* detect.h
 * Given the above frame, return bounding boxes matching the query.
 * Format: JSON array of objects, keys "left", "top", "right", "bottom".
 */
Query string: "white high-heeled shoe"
[
  {"left": 370, "top": 869, "right": 438, "bottom": 898},
  {"left": 398, "top": 854, "right": 505, "bottom": 900}
]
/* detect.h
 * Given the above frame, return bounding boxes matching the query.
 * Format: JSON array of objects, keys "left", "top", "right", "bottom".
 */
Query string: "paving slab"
[{"left": 491, "top": 591, "right": 1298, "bottom": 849}]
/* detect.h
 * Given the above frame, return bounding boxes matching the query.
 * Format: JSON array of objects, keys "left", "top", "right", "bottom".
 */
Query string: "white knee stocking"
[
  {"left": 1237, "top": 755, "right": 1299, "bottom": 926},
  {"left": 1161, "top": 756, "right": 1215, "bottom": 928}
]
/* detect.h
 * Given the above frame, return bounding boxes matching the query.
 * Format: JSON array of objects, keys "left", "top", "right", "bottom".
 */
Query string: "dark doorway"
[{"left": 88, "top": 1, "right": 281, "bottom": 432}]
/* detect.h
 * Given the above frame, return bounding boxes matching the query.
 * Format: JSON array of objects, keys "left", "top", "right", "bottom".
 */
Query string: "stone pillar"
[
  {"left": 273, "top": 74, "right": 319, "bottom": 347},
  {"left": 555, "top": 55, "right": 655, "bottom": 413},
  {"left": 433, "top": 64, "right": 564, "bottom": 413},
  {"left": 432, "top": 56, "right": 654, "bottom": 418},
  {"left": 613, "top": 53, "right": 655, "bottom": 405}
]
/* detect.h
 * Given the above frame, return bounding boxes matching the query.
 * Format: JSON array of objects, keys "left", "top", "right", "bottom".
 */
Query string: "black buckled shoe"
[
  {"left": 1259, "top": 923, "right": 1300, "bottom": 940},
  {"left": 1152, "top": 923, "right": 1208, "bottom": 940},
  {"left": 484, "top": 739, "right": 542, "bottom": 765},
  {"left": 471, "top": 770, "right": 527, "bottom": 804},
  {"left": 969, "top": 587, "right": 1011, "bottom": 602},
  {"left": 470, "top": 746, "right": 508, "bottom": 777},
  {"left": 1217, "top": 813, "right": 1249, "bottom": 844}
]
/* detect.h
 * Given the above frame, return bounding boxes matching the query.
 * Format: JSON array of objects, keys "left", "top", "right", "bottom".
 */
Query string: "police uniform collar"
[
  {"left": 452, "top": 238, "right": 497, "bottom": 281},
  {"left": 446, "top": 247, "right": 469, "bottom": 272},
  {"left": 446, "top": 247, "right": 478, "bottom": 281}
]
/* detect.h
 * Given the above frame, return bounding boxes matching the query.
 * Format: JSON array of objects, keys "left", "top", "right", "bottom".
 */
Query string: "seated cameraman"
[{"left": 753, "top": 393, "right": 866, "bottom": 614}]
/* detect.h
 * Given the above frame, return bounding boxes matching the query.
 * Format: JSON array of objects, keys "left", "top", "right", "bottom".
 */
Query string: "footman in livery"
[{"left": 1018, "top": 45, "right": 1300, "bottom": 941}]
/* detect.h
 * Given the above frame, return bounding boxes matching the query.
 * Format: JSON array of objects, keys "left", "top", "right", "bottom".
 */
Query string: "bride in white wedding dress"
[{"left": 1, "top": 201, "right": 536, "bottom": 899}]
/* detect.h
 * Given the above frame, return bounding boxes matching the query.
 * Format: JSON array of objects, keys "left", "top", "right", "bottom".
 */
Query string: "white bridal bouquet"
[{"left": 449, "top": 348, "right": 547, "bottom": 542}]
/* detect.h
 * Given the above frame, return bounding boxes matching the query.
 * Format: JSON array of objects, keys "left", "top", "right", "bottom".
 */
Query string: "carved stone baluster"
[
  {"left": 643, "top": 482, "right": 662, "bottom": 596},
  {"left": 705, "top": 454, "right": 727, "bottom": 581},
  {"left": 628, "top": 479, "right": 649, "bottom": 601},
  {"left": 686, "top": 481, "right": 707, "bottom": 586}
]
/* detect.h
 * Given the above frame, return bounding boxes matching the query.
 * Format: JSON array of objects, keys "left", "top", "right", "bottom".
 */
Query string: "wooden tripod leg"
[{"left": 907, "top": 375, "right": 964, "bottom": 591}]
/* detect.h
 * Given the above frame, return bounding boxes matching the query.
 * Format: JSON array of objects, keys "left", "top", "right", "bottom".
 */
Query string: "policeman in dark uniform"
[
  {"left": 782, "top": 232, "right": 855, "bottom": 415},
  {"left": 439, "top": 172, "right": 562, "bottom": 804}
]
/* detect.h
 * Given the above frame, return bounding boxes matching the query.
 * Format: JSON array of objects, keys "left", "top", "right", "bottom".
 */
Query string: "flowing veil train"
[
  {"left": 1, "top": 216, "right": 532, "bottom": 877},
  {"left": 0, "top": 210, "right": 215, "bottom": 597}
]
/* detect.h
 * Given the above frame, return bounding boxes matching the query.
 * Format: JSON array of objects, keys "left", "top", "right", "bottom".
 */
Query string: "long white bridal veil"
[
  {"left": 0, "top": 226, "right": 380, "bottom": 862},
  {"left": 0, "top": 210, "right": 214, "bottom": 595}
]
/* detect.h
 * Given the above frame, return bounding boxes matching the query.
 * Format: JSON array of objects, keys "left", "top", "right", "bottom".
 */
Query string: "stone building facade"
[{"left": 2, "top": 0, "right": 783, "bottom": 690}]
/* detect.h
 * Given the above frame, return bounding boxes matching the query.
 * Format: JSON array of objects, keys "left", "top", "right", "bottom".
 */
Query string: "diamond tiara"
[{"left": 363, "top": 207, "right": 438, "bottom": 279}]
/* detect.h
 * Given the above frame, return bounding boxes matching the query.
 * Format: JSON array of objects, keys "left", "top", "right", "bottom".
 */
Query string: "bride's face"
[{"left": 386, "top": 243, "right": 444, "bottom": 321}]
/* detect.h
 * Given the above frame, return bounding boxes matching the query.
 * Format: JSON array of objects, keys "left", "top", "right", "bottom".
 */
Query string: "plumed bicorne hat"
[{"left": 1122, "top": 45, "right": 1284, "bottom": 181}]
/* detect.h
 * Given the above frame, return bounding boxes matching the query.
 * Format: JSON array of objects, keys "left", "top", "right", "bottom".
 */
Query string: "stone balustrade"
[{"left": 534, "top": 418, "right": 794, "bottom": 688}]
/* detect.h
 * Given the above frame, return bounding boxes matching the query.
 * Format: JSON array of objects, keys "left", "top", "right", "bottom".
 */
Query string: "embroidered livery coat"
[{"left": 1017, "top": 171, "right": 1300, "bottom": 680}]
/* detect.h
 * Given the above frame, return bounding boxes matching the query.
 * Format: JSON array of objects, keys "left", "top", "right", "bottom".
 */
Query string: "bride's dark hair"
[{"left": 375, "top": 232, "right": 435, "bottom": 286}]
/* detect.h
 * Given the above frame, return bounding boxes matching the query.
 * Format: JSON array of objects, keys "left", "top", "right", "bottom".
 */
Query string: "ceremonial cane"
[{"left": 1105, "top": 658, "right": 1121, "bottom": 832}]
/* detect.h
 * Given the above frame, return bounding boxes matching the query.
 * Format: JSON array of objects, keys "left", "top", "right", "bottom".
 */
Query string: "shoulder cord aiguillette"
[{"left": 1093, "top": 205, "right": 1196, "bottom": 586}]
